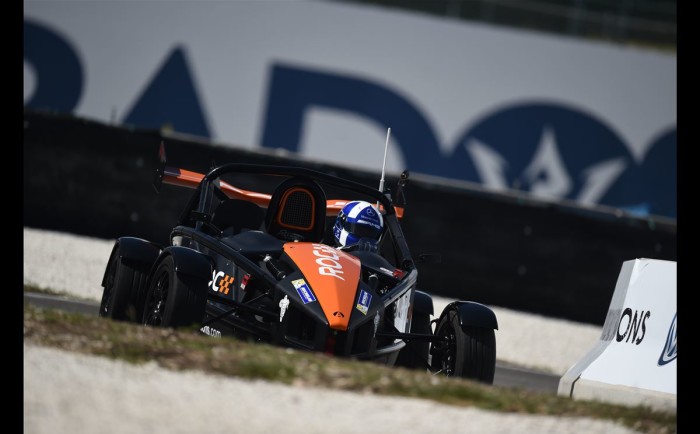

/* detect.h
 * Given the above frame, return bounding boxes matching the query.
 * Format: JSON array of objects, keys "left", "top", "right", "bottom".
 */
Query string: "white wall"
[{"left": 24, "top": 0, "right": 676, "bottom": 214}]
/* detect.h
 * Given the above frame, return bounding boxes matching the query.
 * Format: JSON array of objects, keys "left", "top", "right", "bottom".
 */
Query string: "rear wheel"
[
  {"left": 142, "top": 255, "right": 206, "bottom": 328},
  {"left": 432, "top": 310, "right": 496, "bottom": 383},
  {"left": 99, "top": 254, "right": 149, "bottom": 322},
  {"left": 394, "top": 312, "right": 432, "bottom": 370}
]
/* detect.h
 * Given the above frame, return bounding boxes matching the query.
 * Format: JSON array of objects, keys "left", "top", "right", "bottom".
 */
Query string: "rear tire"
[
  {"left": 432, "top": 310, "right": 496, "bottom": 383},
  {"left": 394, "top": 313, "right": 431, "bottom": 370},
  {"left": 142, "top": 255, "right": 207, "bottom": 328},
  {"left": 99, "top": 255, "right": 149, "bottom": 322}
]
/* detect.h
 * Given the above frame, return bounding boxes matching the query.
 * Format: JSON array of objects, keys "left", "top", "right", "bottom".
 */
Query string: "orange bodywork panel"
[
  {"left": 163, "top": 167, "right": 273, "bottom": 207},
  {"left": 283, "top": 243, "right": 361, "bottom": 331},
  {"left": 162, "top": 166, "right": 404, "bottom": 218}
]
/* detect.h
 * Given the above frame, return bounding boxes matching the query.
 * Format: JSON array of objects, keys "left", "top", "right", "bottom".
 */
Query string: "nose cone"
[{"left": 284, "top": 243, "right": 361, "bottom": 330}]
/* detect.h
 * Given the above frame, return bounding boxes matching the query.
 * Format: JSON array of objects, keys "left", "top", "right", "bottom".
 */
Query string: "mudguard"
[
  {"left": 160, "top": 246, "right": 214, "bottom": 281},
  {"left": 101, "top": 237, "right": 162, "bottom": 286},
  {"left": 413, "top": 290, "right": 434, "bottom": 316},
  {"left": 438, "top": 301, "right": 498, "bottom": 331}
]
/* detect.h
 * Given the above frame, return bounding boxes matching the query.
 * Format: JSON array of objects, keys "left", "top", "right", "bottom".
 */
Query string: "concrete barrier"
[{"left": 558, "top": 258, "right": 676, "bottom": 412}]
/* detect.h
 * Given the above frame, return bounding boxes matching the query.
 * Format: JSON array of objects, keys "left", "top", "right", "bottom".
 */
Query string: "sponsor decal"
[
  {"left": 199, "top": 325, "right": 221, "bottom": 338},
  {"left": 357, "top": 219, "right": 381, "bottom": 230},
  {"left": 240, "top": 274, "right": 250, "bottom": 290},
  {"left": 616, "top": 308, "right": 651, "bottom": 345},
  {"left": 312, "top": 244, "right": 345, "bottom": 280},
  {"left": 333, "top": 311, "right": 345, "bottom": 318},
  {"left": 393, "top": 290, "right": 411, "bottom": 335},
  {"left": 292, "top": 279, "right": 317, "bottom": 304},
  {"left": 356, "top": 289, "right": 372, "bottom": 315},
  {"left": 658, "top": 313, "right": 677, "bottom": 366},
  {"left": 279, "top": 295, "right": 290, "bottom": 323},
  {"left": 208, "top": 270, "right": 235, "bottom": 295}
]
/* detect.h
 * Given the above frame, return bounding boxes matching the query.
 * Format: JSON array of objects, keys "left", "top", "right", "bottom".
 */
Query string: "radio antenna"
[{"left": 378, "top": 127, "right": 391, "bottom": 196}]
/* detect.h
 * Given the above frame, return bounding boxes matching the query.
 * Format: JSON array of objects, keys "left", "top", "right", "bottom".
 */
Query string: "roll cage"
[{"left": 159, "top": 162, "right": 415, "bottom": 274}]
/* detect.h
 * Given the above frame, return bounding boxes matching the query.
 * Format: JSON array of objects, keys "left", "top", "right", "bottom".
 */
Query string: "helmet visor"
[{"left": 342, "top": 220, "right": 382, "bottom": 240}]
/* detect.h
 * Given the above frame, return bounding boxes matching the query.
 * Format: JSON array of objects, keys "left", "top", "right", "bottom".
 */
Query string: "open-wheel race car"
[{"left": 99, "top": 144, "right": 498, "bottom": 383}]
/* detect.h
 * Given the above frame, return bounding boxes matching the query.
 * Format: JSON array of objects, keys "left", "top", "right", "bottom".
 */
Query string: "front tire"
[
  {"left": 99, "top": 255, "right": 149, "bottom": 322},
  {"left": 432, "top": 310, "right": 496, "bottom": 383},
  {"left": 141, "top": 255, "right": 207, "bottom": 328}
]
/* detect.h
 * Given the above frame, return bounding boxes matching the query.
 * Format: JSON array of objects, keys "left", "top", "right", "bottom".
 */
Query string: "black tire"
[
  {"left": 394, "top": 313, "right": 432, "bottom": 370},
  {"left": 142, "top": 255, "right": 207, "bottom": 328},
  {"left": 99, "top": 254, "right": 149, "bottom": 322},
  {"left": 432, "top": 310, "right": 496, "bottom": 384}
]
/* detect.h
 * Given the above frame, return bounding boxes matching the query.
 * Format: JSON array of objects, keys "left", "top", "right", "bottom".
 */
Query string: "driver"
[{"left": 333, "top": 201, "right": 384, "bottom": 252}]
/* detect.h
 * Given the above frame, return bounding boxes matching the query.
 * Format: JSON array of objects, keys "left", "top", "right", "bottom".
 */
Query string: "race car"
[{"left": 99, "top": 144, "right": 498, "bottom": 383}]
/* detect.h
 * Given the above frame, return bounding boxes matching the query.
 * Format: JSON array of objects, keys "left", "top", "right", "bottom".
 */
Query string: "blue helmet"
[{"left": 333, "top": 201, "right": 384, "bottom": 249}]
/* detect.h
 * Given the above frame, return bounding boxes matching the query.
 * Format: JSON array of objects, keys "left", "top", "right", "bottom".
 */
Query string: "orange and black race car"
[{"left": 98, "top": 144, "right": 498, "bottom": 382}]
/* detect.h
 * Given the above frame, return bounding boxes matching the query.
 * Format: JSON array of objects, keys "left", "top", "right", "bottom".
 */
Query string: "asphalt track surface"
[{"left": 23, "top": 291, "right": 561, "bottom": 394}]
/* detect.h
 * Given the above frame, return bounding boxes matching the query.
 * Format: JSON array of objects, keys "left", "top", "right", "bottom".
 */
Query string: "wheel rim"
[
  {"left": 436, "top": 315, "right": 457, "bottom": 376},
  {"left": 442, "top": 330, "right": 456, "bottom": 377},
  {"left": 144, "top": 269, "right": 169, "bottom": 326},
  {"left": 99, "top": 260, "right": 116, "bottom": 316}
]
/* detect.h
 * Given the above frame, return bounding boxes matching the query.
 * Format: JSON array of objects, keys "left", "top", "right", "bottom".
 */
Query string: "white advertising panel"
[
  {"left": 24, "top": 0, "right": 676, "bottom": 217},
  {"left": 559, "top": 259, "right": 676, "bottom": 410},
  {"left": 579, "top": 260, "right": 676, "bottom": 393}
]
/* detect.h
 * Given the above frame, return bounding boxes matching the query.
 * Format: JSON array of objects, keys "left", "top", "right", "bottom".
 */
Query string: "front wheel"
[
  {"left": 141, "top": 255, "right": 206, "bottom": 329},
  {"left": 431, "top": 310, "right": 496, "bottom": 384},
  {"left": 99, "top": 255, "right": 149, "bottom": 322}
]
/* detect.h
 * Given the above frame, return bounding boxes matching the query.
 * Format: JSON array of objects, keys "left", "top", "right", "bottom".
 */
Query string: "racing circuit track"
[{"left": 24, "top": 228, "right": 633, "bottom": 434}]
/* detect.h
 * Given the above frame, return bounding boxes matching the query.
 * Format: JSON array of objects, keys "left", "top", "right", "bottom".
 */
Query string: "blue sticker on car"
[
  {"left": 292, "top": 279, "right": 317, "bottom": 304},
  {"left": 356, "top": 289, "right": 372, "bottom": 315}
]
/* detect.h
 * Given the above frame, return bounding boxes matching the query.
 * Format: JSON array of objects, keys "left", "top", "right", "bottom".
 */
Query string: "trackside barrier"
[
  {"left": 23, "top": 110, "right": 677, "bottom": 325},
  {"left": 558, "top": 258, "right": 676, "bottom": 412}
]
